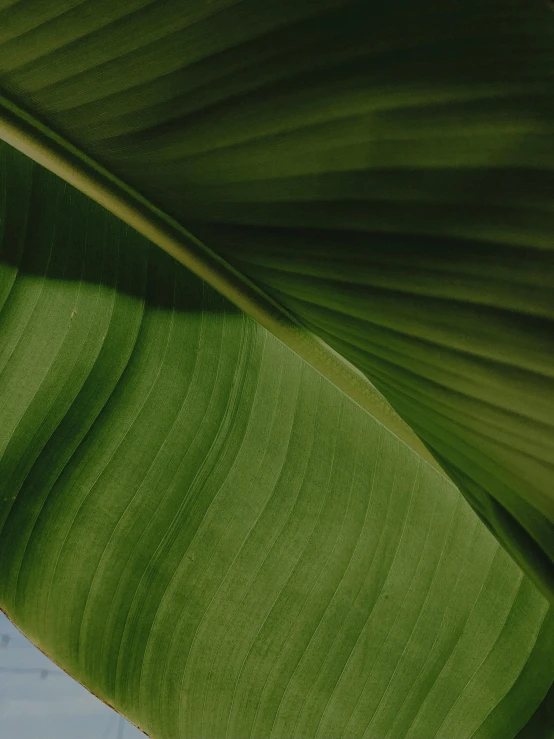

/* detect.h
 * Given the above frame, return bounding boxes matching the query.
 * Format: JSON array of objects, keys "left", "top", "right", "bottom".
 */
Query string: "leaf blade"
[
  {"left": 0, "top": 0, "right": 552, "bottom": 596},
  {"left": 0, "top": 142, "right": 552, "bottom": 738}
]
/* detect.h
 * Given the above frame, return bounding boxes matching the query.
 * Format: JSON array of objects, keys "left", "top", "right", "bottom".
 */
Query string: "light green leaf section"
[
  {"left": 0, "top": 0, "right": 552, "bottom": 599},
  {"left": 0, "top": 144, "right": 553, "bottom": 738}
]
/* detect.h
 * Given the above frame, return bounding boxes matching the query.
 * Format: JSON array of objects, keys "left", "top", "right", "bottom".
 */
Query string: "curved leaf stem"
[{"left": 0, "top": 93, "right": 443, "bottom": 474}]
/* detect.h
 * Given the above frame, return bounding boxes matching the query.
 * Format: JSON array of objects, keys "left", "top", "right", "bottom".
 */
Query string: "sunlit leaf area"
[{"left": 0, "top": 2, "right": 553, "bottom": 738}]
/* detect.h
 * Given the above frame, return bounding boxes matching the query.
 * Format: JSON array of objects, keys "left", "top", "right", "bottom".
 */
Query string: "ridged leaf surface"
[
  {"left": 0, "top": 0, "right": 552, "bottom": 597},
  {"left": 1, "top": 143, "right": 553, "bottom": 739}
]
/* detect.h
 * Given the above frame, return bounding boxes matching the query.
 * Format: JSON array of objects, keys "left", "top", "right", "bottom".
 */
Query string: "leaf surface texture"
[
  {"left": 0, "top": 0, "right": 552, "bottom": 596},
  {"left": 0, "top": 143, "right": 553, "bottom": 738}
]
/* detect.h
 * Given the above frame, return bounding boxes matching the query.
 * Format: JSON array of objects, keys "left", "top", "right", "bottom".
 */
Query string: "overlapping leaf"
[
  {"left": 1, "top": 142, "right": 553, "bottom": 739},
  {"left": 0, "top": 2, "right": 554, "bottom": 737},
  {"left": 0, "top": 0, "right": 552, "bottom": 598}
]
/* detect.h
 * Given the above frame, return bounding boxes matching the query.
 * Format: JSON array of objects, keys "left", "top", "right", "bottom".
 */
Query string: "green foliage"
[{"left": 0, "top": 1, "right": 553, "bottom": 737}]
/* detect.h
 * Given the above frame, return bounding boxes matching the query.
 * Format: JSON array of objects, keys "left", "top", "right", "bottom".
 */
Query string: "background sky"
[{"left": 0, "top": 612, "right": 146, "bottom": 739}]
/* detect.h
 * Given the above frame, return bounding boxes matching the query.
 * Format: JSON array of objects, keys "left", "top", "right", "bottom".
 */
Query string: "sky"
[{"left": 0, "top": 612, "right": 146, "bottom": 739}]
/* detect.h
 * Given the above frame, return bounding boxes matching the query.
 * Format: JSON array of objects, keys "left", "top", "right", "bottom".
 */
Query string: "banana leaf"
[{"left": 0, "top": 1, "right": 553, "bottom": 737}]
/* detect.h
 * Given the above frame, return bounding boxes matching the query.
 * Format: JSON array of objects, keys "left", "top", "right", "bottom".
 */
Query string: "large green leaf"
[
  {"left": 1, "top": 139, "right": 553, "bottom": 738},
  {"left": 0, "top": 0, "right": 552, "bottom": 600},
  {"left": 1, "top": 2, "right": 554, "bottom": 737}
]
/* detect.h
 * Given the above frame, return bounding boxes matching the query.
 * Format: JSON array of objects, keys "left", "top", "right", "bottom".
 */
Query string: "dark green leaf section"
[
  {"left": 516, "top": 681, "right": 554, "bottom": 739},
  {"left": 1, "top": 144, "right": 553, "bottom": 738},
  {"left": 1, "top": 0, "right": 552, "bottom": 598}
]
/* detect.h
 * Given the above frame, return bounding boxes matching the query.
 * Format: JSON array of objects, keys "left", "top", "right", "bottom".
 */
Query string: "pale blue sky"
[{"left": 0, "top": 612, "right": 146, "bottom": 739}]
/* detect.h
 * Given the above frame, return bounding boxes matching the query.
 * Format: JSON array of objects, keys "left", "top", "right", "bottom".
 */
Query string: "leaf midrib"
[{"left": 0, "top": 90, "right": 443, "bottom": 474}]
